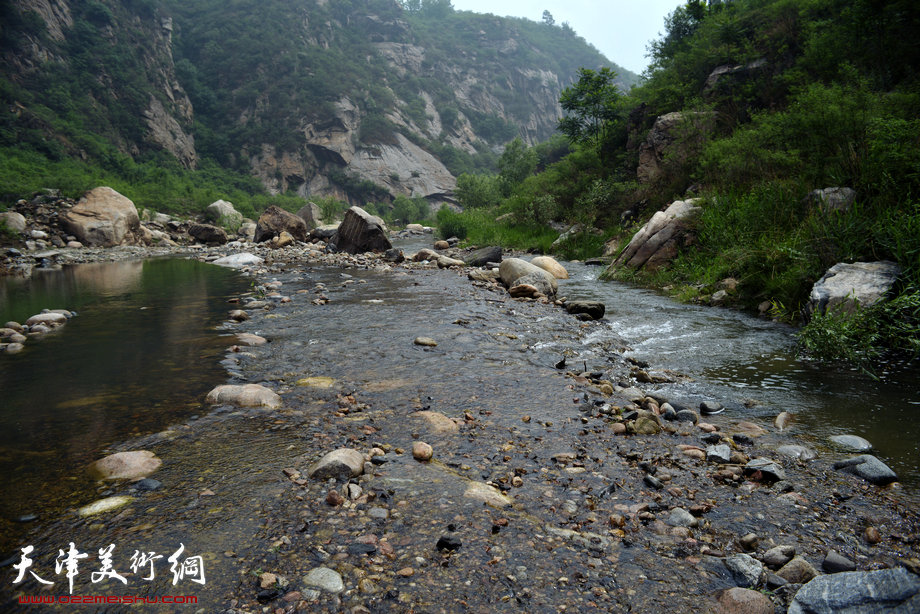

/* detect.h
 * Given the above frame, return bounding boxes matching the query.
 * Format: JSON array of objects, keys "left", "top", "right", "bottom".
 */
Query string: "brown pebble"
[
  {"left": 412, "top": 441, "right": 433, "bottom": 461},
  {"left": 610, "top": 422, "right": 627, "bottom": 435},
  {"left": 326, "top": 490, "right": 345, "bottom": 506},
  {"left": 396, "top": 567, "right": 415, "bottom": 577},
  {"left": 864, "top": 526, "right": 882, "bottom": 544}
]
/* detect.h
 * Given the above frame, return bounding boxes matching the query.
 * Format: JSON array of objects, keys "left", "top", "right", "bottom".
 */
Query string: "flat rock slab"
[
  {"left": 302, "top": 567, "right": 344, "bottom": 594},
  {"left": 833, "top": 455, "right": 898, "bottom": 485},
  {"left": 412, "top": 411, "right": 460, "bottom": 435},
  {"left": 213, "top": 253, "right": 264, "bottom": 268},
  {"left": 78, "top": 496, "right": 133, "bottom": 517},
  {"left": 309, "top": 448, "right": 365, "bottom": 480},
  {"left": 236, "top": 333, "right": 268, "bottom": 346},
  {"left": 807, "top": 260, "right": 900, "bottom": 317},
  {"left": 206, "top": 384, "right": 282, "bottom": 409},
  {"left": 789, "top": 568, "right": 920, "bottom": 613},
  {"left": 463, "top": 481, "right": 511, "bottom": 508},
  {"left": 296, "top": 376, "right": 336, "bottom": 389},
  {"left": 87, "top": 450, "right": 162, "bottom": 481}
]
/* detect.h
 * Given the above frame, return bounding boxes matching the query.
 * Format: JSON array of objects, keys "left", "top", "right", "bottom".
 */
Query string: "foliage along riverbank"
[{"left": 445, "top": 0, "right": 920, "bottom": 368}]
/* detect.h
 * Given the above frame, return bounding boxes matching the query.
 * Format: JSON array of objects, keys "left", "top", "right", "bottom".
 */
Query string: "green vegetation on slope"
[{"left": 449, "top": 0, "right": 920, "bottom": 365}]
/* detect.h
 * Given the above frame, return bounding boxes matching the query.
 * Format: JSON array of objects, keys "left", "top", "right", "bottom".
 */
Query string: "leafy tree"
[
  {"left": 420, "top": 0, "right": 453, "bottom": 18},
  {"left": 498, "top": 137, "right": 537, "bottom": 195},
  {"left": 455, "top": 173, "right": 501, "bottom": 208},
  {"left": 557, "top": 67, "right": 622, "bottom": 147},
  {"left": 542, "top": 10, "right": 555, "bottom": 27}
]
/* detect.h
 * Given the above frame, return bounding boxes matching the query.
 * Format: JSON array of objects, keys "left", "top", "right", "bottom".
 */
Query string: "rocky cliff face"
[
  {"left": 3, "top": 0, "right": 197, "bottom": 168},
  {"left": 3, "top": 0, "right": 633, "bottom": 205}
]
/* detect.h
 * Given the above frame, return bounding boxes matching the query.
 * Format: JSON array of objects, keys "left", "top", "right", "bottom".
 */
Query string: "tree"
[
  {"left": 498, "top": 137, "right": 537, "bottom": 196},
  {"left": 401, "top": 0, "right": 421, "bottom": 12},
  {"left": 557, "top": 67, "right": 621, "bottom": 147},
  {"left": 420, "top": 0, "right": 453, "bottom": 18},
  {"left": 542, "top": 10, "right": 555, "bottom": 27}
]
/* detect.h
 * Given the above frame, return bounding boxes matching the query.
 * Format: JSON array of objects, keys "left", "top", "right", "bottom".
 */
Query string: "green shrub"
[
  {"left": 798, "top": 288, "right": 920, "bottom": 369},
  {"left": 436, "top": 207, "right": 468, "bottom": 240}
]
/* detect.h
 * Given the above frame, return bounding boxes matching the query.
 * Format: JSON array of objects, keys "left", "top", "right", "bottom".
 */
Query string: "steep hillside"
[{"left": 0, "top": 0, "right": 635, "bottom": 208}]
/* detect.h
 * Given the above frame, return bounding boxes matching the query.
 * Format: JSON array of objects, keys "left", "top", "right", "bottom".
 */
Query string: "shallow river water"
[
  {"left": 0, "top": 247, "right": 918, "bottom": 611},
  {"left": 559, "top": 261, "right": 920, "bottom": 487}
]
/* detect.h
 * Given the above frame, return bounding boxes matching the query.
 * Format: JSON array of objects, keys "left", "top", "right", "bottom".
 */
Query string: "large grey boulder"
[
  {"left": 637, "top": 112, "right": 714, "bottom": 184},
  {"left": 206, "top": 200, "right": 243, "bottom": 228},
  {"left": 254, "top": 206, "right": 308, "bottom": 243},
  {"left": 808, "top": 187, "right": 857, "bottom": 214},
  {"left": 188, "top": 223, "right": 228, "bottom": 245},
  {"left": 610, "top": 199, "right": 702, "bottom": 271},
  {"left": 463, "top": 245, "right": 502, "bottom": 267},
  {"left": 788, "top": 568, "right": 920, "bottom": 613},
  {"left": 833, "top": 455, "right": 898, "bottom": 485},
  {"left": 296, "top": 202, "right": 324, "bottom": 230},
  {"left": 0, "top": 211, "right": 27, "bottom": 233},
  {"left": 806, "top": 261, "right": 900, "bottom": 318},
  {"left": 499, "top": 258, "right": 558, "bottom": 296},
  {"left": 60, "top": 187, "right": 143, "bottom": 247},
  {"left": 332, "top": 206, "right": 391, "bottom": 254}
]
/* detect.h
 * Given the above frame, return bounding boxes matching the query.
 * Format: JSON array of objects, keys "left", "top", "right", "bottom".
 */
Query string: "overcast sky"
[{"left": 450, "top": 0, "right": 686, "bottom": 75}]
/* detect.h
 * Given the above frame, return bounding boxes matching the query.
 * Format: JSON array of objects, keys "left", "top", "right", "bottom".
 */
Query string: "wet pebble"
[
  {"left": 436, "top": 535, "right": 462, "bottom": 552},
  {"left": 303, "top": 567, "right": 344, "bottom": 594},
  {"left": 412, "top": 441, "right": 433, "bottom": 461},
  {"left": 822, "top": 550, "right": 856, "bottom": 573}
]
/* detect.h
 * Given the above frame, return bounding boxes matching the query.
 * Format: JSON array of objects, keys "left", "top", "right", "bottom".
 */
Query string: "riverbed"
[{"left": 1, "top": 243, "right": 918, "bottom": 612}]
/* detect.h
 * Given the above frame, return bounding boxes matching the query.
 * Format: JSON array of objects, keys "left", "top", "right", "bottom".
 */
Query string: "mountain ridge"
[{"left": 0, "top": 0, "right": 637, "bottom": 207}]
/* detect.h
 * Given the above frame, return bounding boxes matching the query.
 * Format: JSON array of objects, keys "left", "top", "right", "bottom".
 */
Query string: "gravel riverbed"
[{"left": 2, "top": 241, "right": 919, "bottom": 613}]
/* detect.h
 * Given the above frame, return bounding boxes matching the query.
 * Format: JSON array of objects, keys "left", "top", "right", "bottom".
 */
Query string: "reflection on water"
[
  {"left": 563, "top": 262, "right": 920, "bottom": 486},
  {"left": 0, "top": 259, "right": 247, "bottom": 553}
]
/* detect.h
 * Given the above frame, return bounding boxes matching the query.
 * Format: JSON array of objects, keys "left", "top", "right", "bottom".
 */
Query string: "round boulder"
[
  {"left": 308, "top": 448, "right": 365, "bottom": 480},
  {"left": 531, "top": 256, "right": 569, "bottom": 279}
]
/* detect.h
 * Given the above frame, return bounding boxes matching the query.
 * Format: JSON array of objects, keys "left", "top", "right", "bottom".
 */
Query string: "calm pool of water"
[{"left": 0, "top": 258, "right": 248, "bottom": 553}]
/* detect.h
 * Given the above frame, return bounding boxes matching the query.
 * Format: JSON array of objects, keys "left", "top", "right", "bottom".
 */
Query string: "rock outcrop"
[
  {"left": 332, "top": 206, "right": 392, "bottom": 254},
  {"left": 609, "top": 199, "right": 703, "bottom": 271},
  {"left": 806, "top": 261, "right": 900, "bottom": 318},
  {"left": 807, "top": 187, "right": 857, "bottom": 213},
  {"left": 788, "top": 568, "right": 920, "bottom": 613},
  {"left": 60, "top": 187, "right": 144, "bottom": 247},
  {"left": 638, "top": 112, "right": 714, "bottom": 184}
]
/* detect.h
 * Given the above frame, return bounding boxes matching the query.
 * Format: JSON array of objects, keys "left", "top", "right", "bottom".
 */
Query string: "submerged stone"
[
  {"left": 87, "top": 450, "right": 162, "bottom": 481},
  {"left": 78, "top": 496, "right": 133, "bottom": 517}
]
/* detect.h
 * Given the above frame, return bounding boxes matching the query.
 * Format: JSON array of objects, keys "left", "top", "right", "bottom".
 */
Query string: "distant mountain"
[{"left": 0, "top": 0, "right": 636, "bottom": 205}]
